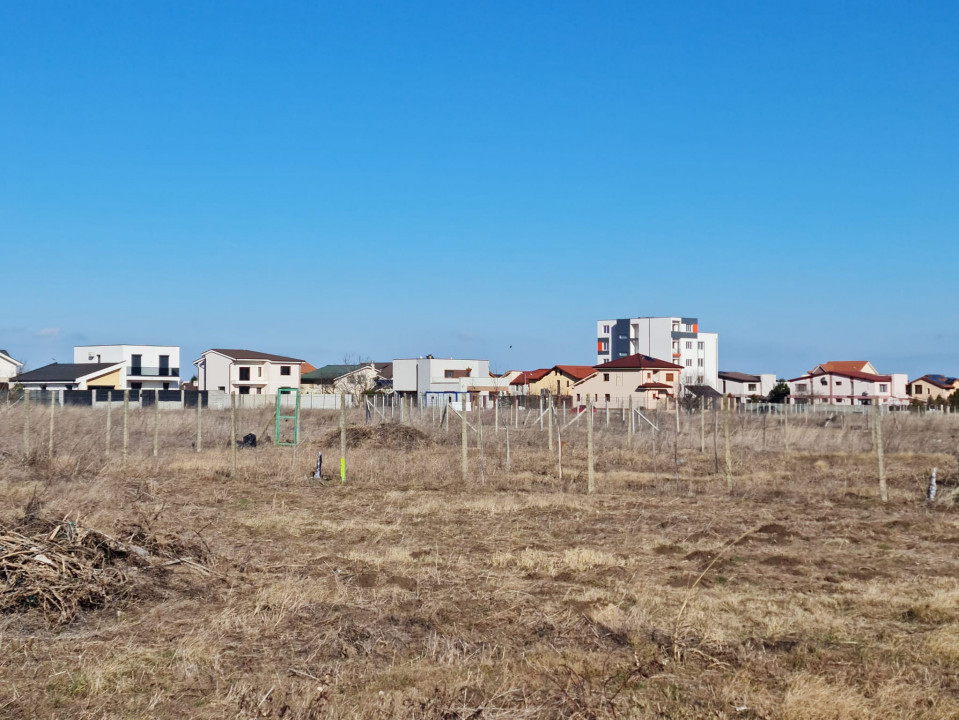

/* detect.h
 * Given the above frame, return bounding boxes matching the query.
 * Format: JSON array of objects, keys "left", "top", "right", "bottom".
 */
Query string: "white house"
[
  {"left": 0, "top": 350, "right": 23, "bottom": 385},
  {"left": 786, "top": 361, "right": 908, "bottom": 406},
  {"left": 74, "top": 345, "right": 181, "bottom": 390},
  {"left": 393, "top": 356, "right": 506, "bottom": 405},
  {"left": 194, "top": 349, "right": 305, "bottom": 396},
  {"left": 596, "top": 316, "right": 719, "bottom": 390},
  {"left": 718, "top": 371, "right": 777, "bottom": 401}
]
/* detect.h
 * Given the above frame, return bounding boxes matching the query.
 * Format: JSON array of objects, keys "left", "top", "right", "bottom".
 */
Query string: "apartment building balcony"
[{"left": 127, "top": 366, "right": 180, "bottom": 378}]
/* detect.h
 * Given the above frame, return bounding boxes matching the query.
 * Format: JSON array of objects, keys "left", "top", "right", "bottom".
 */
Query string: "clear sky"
[{"left": 2, "top": 2, "right": 956, "bottom": 379}]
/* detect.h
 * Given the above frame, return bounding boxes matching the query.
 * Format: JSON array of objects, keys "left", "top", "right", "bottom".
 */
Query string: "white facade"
[
  {"left": 0, "top": 351, "right": 23, "bottom": 384},
  {"left": 194, "top": 349, "right": 303, "bottom": 396},
  {"left": 73, "top": 345, "right": 181, "bottom": 390},
  {"left": 392, "top": 357, "right": 497, "bottom": 402},
  {"left": 786, "top": 371, "right": 909, "bottom": 406},
  {"left": 718, "top": 372, "right": 777, "bottom": 400},
  {"left": 596, "top": 316, "right": 719, "bottom": 389}
]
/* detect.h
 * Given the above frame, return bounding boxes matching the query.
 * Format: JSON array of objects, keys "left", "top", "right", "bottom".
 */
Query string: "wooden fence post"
[
  {"left": 230, "top": 393, "right": 237, "bottom": 478},
  {"left": 548, "top": 395, "right": 554, "bottom": 451},
  {"left": 123, "top": 390, "right": 129, "bottom": 459},
  {"left": 874, "top": 402, "right": 887, "bottom": 502},
  {"left": 153, "top": 391, "right": 160, "bottom": 457},
  {"left": 628, "top": 395, "right": 634, "bottom": 447},
  {"left": 340, "top": 393, "right": 347, "bottom": 483},
  {"left": 461, "top": 396, "right": 469, "bottom": 482},
  {"left": 48, "top": 391, "right": 55, "bottom": 462},
  {"left": 724, "top": 397, "right": 732, "bottom": 491},
  {"left": 699, "top": 396, "right": 705, "bottom": 453},
  {"left": 713, "top": 398, "right": 719, "bottom": 474},
  {"left": 106, "top": 391, "right": 112, "bottom": 455},
  {"left": 23, "top": 390, "right": 30, "bottom": 456},
  {"left": 587, "top": 396, "right": 595, "bottom": 494},
  {"left": 196, "top": 394, "right": 202, "bottom": 452}
]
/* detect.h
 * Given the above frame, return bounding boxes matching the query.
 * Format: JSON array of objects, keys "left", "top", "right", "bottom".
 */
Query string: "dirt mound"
[
  {"left": 321, "top": 424, "right": 431, "bottom": 450},
  {"left": 0, "top": 518, "right": 213, "bottom": 625}
]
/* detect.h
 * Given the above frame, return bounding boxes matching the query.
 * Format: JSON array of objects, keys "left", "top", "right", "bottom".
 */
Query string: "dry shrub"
[{"left": 321, "top": 423, "right": 431, "bottom": 449}]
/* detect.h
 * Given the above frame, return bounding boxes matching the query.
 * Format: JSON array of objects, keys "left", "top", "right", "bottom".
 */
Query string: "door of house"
[{"left": 159, "top": 355, "right": 169, "bottom": 376}]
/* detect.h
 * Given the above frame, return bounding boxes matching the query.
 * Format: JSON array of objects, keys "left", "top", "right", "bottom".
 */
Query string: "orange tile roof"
[
  {"left": 553, "top": 365, "right": 596, "bottom": 381},
  {"left": 509, "top": 368, "right": 550, "bottom": 385},
  {"left": 816, "top": 361, "right": 871, "bottom": 374}
]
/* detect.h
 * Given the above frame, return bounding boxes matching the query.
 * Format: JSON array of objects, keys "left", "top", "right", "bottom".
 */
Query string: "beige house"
[
  {"left": 510, "top": 365, "right": 595, "bottom": 397},
  {"left": 907, "top": 375, "right": 959, "bottom": 403},
  {"left": 570, "top": 354, "right": 683, "bottom": 409},
  {"left": 194, "top": 349, "right": 305, "bottom": 396}
]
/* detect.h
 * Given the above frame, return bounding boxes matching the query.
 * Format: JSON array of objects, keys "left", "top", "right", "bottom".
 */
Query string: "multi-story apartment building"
[
  {"left": 73, "top": 344, "right": 180, "bottom": 390},
  {"left": 596, "top": 316, "right": 718, "bottom": 389}
]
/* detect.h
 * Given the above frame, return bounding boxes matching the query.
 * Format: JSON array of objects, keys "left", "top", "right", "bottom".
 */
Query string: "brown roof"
[
  {"left": 788, "top": 369, "right": 891, "bottom": 383},
  {"left": 510, "top": 368, "right": 550, "bottom": 385},
  {"left": 595, "top": 354, "right": 683, "bottom": 371},
  {"left": 208, "top": 349, "right": 305, "bottom": 363},
  {"left": 719, "top": 371, "right": 761, "bottom": 383},
  {"left": 553, "top": 365, "right": 596, "bottom": 381},
  {"left": 637, "top": 382, "right": 672, "bottom": 389},
  {"left": 300, "top": 362, "right": 317, "bottom": 374},
  {"left": 814, "top": 361, "right": 872, "bottom": 375}
]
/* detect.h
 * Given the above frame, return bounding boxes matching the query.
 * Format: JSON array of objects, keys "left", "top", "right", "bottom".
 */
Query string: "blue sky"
[{"left": 2, "top": 2, "right": 956, "bottom": 378}]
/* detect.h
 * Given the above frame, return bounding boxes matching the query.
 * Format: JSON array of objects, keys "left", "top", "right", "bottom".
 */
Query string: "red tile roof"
[
  {"left": 788, "top": 370, "right": 891, "bottom": 383},
  {"left": 553, "top": 365, "right": 596, "bottom": 381},
  {"left": 595, "top": 354, "right": 683, "bottom": 370},
  {"left": 637, "top": 382, "right": 672, "bottom": 389},
  {"left": 509, "top": 368, "right": 550, "bottom": 385},
  {"left": 814, "top": 361, "right": 872, "bottom": 374}
]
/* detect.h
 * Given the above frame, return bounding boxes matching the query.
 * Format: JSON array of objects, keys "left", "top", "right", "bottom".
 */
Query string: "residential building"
[
  {"left": 786, "top": 360, "right": 908, "bottom": 406},
  {"left": 0, "top": 350, "right": 23, "bottom": 385},
  {"left": 508, "top": 368, "right": 550, "bottom": 395},
  {"left": 596, "top": 316, "right": 719, "bottom": 389},
  {"left": 511, "top": 365, "right": 596, "bottom": 397},
  {"left": 13, "top": 362, "right": 126, "bottom": 391},
  {"left": 718, "top": 371, "right": 777, "bottom": 401},
  {"left": 907, "top": 375, "right": 959, "bottom": 403},
  {"left": 193, "top": 349, "right": 305, "bottom": 395},
  {"left": 301, "top": 362, "right": 393, "bottom": 396},
  {"left": 570, "top": 354, "right": 683, "bottom": 410},
  {"left": 74, "top": 345, "right": 181, "bottom": 390},
  {"left": 393, "top": 356, "right": 507, "bottom": 404}
]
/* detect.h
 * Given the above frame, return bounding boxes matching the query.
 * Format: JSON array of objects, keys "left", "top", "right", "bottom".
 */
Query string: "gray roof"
[
  {"left": 718, "top": 371, "right": 762, "bottom": 383},
  {"left": 302, "top": 362, "right": 393, "bottom": 383},
  {"left": 685, "top": 385, "right": 722, "bottom": 399},
  {"left": 13, "top": 362, "right": 120, "bottom": 383}
]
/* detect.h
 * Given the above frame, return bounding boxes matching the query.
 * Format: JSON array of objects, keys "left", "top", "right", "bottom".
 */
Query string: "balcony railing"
[{"left": 127, "top": 366, "right": 180, "bottom": 377}]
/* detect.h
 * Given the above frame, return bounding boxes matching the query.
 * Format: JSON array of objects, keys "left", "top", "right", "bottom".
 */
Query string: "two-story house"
[
  {"left": 570, "top": 354, "right": 683, "bottom": 409},
  {"left": 194, "top": 349, "right": 305, "bottom": 395},
  {"left": 74, "top": 345, "right": 181, "bottom": 390}
]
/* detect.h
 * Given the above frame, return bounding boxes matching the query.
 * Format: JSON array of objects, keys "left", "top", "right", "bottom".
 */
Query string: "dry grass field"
[{"left": 2, "top": 402, "right": 959, "bottom": 719}]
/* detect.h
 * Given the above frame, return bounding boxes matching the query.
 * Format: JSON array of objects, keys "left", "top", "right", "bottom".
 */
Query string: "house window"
[
  {"left": 879, "top": 384, "right": 888, "bottom": 393},
  {"left": 698, "top": 341, "right": 704, "bottom": 350},
  {"left": 258, "top": 367, "right": 262, "bottom": 377},
  {"left": 239, "top": 367, "right": 250, "bottom": 381},
  {"left": 685, "top": 360, "right": 692, "bottom": 367},
  {"left": 131, "top": 354, "right": 142, "bottom": 373},
  {"left": 131, "top": 382, "right": 142, "bottom": 390},
  {"left": 915, "top": 386, "right": 922, "bottom": 394},
  {"left": 280, "top": 366, "right": 291, "bottom": 376},
  {"left": 796, "top": 384, "right": 808, "bottom": 393},
  {"left": 603, "top": 373, "right": 609, "bottom": 382},
  {"left": 163, "top": 382, "right": 170, "bottom": 390},
  {"left": 605, "top": 394, "right": 610, "bottom": 402},
  {"left": 685, "top": 341, "right": 692, "bottom": 349},
  {"left": 697, "top": 359, "right": 704, "bottom": 367},
  {"left": 239, "top": 386, "right": 250, "bottom": 395},
  {"left": 748, "top": 384, "right": 757, "bottom": 391},
  {"left": 665, "top": 373, "right": 674, "bottom": 381},
  {"left": 600, "top": 339, "right": 609, "bottom": 351},
  {"left": 603, "top": 324, "right": 610, "bottom": 333},
  {"left": 835, "top": 380, "right": 842, "bottom": 386},
  {"left": 445, "top": 370, "right": 455, "bottom": 378}
]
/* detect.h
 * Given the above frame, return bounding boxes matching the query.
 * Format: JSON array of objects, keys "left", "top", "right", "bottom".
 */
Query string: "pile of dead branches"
[
  {"left": 1, "top": 519, "right": 213, "bottom": 624},
  {"left": 0, "top": 521, "right": 131, "bottom": 624}
]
